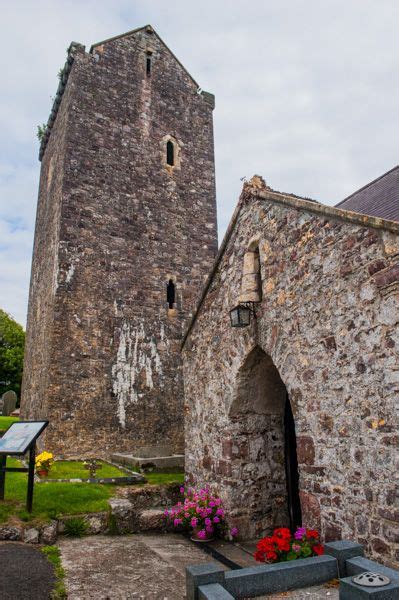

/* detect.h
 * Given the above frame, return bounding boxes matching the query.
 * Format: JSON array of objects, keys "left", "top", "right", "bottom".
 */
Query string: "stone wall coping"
[{"left": 182, "top": 179, "right": 399, "bottom": 348}]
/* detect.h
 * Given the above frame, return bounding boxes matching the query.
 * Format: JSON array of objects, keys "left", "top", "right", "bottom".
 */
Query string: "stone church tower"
[{"left": 21, "top": 25, "right": 218, "bottom": 456}]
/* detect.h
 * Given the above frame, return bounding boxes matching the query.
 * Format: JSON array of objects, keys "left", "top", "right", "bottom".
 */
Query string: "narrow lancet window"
[
  {"left": 166, "top": 140, "right": 174, "bottom": 166},
  {"left": 167, "top": 279, "right": 175, "bottom": 308},
  {"left": 146, "top": 55, "right": 152, "bottom": 76}
]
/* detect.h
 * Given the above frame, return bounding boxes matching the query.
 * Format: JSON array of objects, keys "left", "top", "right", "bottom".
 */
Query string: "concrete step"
[{"left": 111, "top": 452, "right": 184, "bottom": 470}]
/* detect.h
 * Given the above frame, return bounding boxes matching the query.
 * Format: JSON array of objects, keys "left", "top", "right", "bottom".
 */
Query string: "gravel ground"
[{"left": 0, "top": 542, "right": 55, "bottom": 600}]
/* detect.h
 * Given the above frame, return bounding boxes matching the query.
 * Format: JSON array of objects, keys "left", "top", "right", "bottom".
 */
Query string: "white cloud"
[{"left": 0, "top": 0, "right": 398, "bottom": 325}]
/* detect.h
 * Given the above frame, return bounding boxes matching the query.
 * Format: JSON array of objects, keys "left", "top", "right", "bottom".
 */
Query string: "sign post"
[{"left": 0, "top": 421, "right": 48, "bottom": 512}]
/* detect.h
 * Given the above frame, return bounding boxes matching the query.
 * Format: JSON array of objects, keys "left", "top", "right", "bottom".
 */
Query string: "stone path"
[
  {"left": 59, "top": 533, "right": 226, "bottom": 599},
  {"left": 59, "top": 533, "right": 340, "bottom": 599}
]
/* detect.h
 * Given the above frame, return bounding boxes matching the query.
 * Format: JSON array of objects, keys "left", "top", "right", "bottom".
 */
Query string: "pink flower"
[
  {"left": 197, "top": 530, "right": 207, "bottom": 539},
  {"left": 292, "top": 543, "right": 301, "bottom": 553},
  {"left": 180, "top": 487, "right": 185, "bottom": 494},
  {"left": 164, "top": 509, "right": 169, "bottom": 517},
  {"left": 216, "top": 508, "right": 224, "bottom": 517},
  {"left": 230, "top": 527, "right": 238, "bottom": 537},
  {"left": 206, "top": 526, "right": 214, "bottom": 534},
  {"left": 190, "top": 517, "right": 198, "bottom": 528},
  {"left": 205, "top": 518, "right": 212, "bottom": 526},
  {"left": 173, "top": 519, "right": 182, "bottom": 527},
  {"left": 213, "top": 516, "right": 220, "bottom": 524}
]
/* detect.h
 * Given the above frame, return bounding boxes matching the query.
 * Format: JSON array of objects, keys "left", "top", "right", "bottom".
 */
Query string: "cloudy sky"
[{"left": 1, "top": 0, "right": 398, "bottom": 326}]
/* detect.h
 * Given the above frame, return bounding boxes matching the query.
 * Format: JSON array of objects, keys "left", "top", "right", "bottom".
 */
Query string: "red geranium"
[
  {"left": 273, "top": 527, "right": 291, "bottom": 539},
  {"left": 254, "top": 526, "right": 324, "bottom": 564},
  {"left": 275, "top": 536, "right": 290, "bottom": 552},
  {"left": 306, "top": 529, "right": 319, "bottom": 539},
  {"left": 257, "top": 537, "right": 275, "bottom": 552}
]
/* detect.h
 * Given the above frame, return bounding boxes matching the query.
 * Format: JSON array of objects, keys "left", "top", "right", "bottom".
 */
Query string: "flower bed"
[
  {"left": 164, "top": 486, "right": 238, "bottom": 541},
  {"left": 255, "top": 527, "right": 324, "bottom": 563}
]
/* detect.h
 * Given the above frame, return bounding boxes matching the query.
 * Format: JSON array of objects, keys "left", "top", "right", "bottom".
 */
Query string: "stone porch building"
[{"left": 182, "top": 176, "right": 398, "bottom": 567}]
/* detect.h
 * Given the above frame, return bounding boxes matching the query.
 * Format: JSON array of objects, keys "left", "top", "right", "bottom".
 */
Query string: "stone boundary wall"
[{"left": 0, "top": 483, "right": 181, "bottom": 544}]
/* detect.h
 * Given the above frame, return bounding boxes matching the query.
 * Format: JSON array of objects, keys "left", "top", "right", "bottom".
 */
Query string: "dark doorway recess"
[{"left": 284, "top": 395, "right": 302, "bottom": 531}]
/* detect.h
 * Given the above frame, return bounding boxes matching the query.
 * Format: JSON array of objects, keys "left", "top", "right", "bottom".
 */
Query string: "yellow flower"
[{"left": 35, "top": 451, "right": 54, "bottom": 471}]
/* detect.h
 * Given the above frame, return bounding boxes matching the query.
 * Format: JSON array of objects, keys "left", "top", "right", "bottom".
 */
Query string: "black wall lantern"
[{"left": 229, "top": 302, "right": 257, "bottom": 328}]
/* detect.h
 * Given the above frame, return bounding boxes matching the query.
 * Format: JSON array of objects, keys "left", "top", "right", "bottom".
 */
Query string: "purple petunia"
[{"left": 294, "top": 527, "right": 307, "bottom": 540}]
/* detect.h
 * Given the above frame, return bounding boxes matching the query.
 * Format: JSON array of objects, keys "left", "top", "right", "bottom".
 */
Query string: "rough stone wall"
[
  {"left": 21, "top": 51, "right": 75, "bottom": 420},
  {"left": 22, "top": 27, "right": 217, "bottom": 457},
  {"left": 183, "top": 180, "right": 398, "bottom": 567}
]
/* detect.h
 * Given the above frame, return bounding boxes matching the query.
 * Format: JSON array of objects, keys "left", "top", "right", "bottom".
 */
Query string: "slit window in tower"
[
  {"left": 166, "top": 140, "right": 174, "bottom": 166},
  {"left": 167, "top": 279, "right": 175, "bottom": 309},
  {"left": 146, "top": 54, "right": 152, "bottom": 76}
]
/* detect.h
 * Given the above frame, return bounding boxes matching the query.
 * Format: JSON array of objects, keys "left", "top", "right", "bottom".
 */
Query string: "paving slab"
[{"left": 59, "top": 532, "right": 226, "bottom": 599}]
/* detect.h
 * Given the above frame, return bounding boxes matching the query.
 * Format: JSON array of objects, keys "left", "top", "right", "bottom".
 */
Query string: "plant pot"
[
  {"left": 37, "top": 469, "right": 49, "bottom": 477},
  {"left": 190, "top": 528, "right": 214, "bottom": 543}
]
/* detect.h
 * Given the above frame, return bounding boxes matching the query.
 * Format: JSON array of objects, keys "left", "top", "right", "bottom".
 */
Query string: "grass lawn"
[
  {"left": 42, "top": 460, "right": 125, "bottom": 479},
  {"left": 0, "top": 458, "right": 113, "bottom": 524},
  {"left": 143, "top": 471, "right": 184, "bottom": 485},
  {"left": 0, "top": 455, "right": 184, "bottom": 525},
  {"left": 0, "top": 416, "right": 20, "bottom": 431},
  {"left": 42, "top": 461, "right": 184, "bottom": 484}
]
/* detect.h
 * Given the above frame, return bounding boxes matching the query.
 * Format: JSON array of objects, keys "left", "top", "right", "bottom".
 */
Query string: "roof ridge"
[
  {"left": 336, "top": 164, "right": 399, "bottom": 206},
  {"left": 181, "top": 180, "right": 399, "bottom": 348},
  {"left": 89, "top": 24, "right": 200, "bottom": 88}
]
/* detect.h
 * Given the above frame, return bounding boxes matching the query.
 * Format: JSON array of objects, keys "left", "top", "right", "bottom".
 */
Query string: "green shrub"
[{"left": 63, "top": 517, "right": 88, "bottom": 538}]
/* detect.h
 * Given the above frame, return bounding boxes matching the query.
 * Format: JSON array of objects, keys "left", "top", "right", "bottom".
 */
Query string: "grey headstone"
[
  {"left": 324, "top": 540, "right": 364, "bottom": 576},
  {"left": 346, "top": 556, "right": 399, "bottom": 584},
  {"left": 186, "top": 563, "right": 225, "bottom": 600},
  {"left": 339, "top": 575, "right": 399, "bottom": 599},
  {"left": 198, "top": 583, "right": 234, "bottom": 600},
  {"left": 223, "top": 555, "right": 338, "bottom": 598},
  {"left": 1, "top": 391, "right": 17, "bottom": 416}
]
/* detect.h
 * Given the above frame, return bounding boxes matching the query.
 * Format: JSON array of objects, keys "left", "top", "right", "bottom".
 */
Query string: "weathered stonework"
[
  {"left": 182, "top": 178, "right": 399, "bottom": 567},
  {"left": 21, "top": 25, "right": 217, "bottom": 456}
]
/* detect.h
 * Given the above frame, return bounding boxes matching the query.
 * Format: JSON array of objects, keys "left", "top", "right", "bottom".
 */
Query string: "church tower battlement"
[{"left": 21, "top": 25, "right": 218, "bottom": 456}]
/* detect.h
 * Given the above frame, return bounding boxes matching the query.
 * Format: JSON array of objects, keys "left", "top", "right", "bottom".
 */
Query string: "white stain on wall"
[{"left": 111, "top": 320, "right": 164, "bottom": 428}]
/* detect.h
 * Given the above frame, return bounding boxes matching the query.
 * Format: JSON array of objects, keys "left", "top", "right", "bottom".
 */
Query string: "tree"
[{"left": 0, "top": 310, "right": 25, "bottom": 400}]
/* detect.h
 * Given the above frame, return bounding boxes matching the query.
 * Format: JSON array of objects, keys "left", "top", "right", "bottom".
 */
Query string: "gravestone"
[{"left": 2, "top": 391, "right": 17, "bottom": 416}]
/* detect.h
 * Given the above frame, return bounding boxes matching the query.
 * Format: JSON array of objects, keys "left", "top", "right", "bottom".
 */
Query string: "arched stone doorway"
[{"left": 229, "top": 346, "right": 301, "bottom": 538}]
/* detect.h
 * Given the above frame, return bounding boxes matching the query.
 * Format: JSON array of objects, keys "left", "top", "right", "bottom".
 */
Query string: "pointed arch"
[{"left": 228, "top": 346, "right": 301, "bottom": 537}]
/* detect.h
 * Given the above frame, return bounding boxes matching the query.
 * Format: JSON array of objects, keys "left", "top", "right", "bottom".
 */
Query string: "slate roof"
[{"left": 336, "top": 165, "right": 399, "bottom": 222}]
